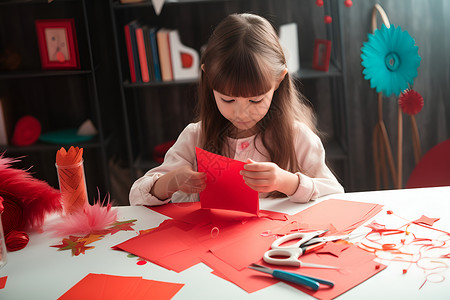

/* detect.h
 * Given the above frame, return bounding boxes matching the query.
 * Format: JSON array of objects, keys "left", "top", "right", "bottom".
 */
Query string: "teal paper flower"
[{"left": 361, "top": 24, "right": 421, "bottom": 97}]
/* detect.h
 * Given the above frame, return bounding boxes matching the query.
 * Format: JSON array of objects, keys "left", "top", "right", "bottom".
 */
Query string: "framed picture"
[
  {"left": 312, "top": 39, "right": 332, "bottom": 72},
  {"left": 35, "top": 19, "right": 80, "bottom": 69}
]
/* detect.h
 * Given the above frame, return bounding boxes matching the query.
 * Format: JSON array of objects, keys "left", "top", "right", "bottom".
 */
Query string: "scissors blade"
[
  {"left": 303, "top": 231, "right": 367, "bottom": 246},
  {"left": 300, "top": 262, "right": 339, "bottom": 269}
]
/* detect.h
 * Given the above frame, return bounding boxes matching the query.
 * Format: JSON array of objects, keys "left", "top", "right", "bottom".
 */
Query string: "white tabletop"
[{"left": 1, "top": 186, "right": 450, "bottom": 299}]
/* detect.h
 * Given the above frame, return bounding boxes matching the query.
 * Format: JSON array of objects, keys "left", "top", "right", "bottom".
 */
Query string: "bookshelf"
[
  {"left": 0, "top": 0, "right": 111, "bottom": 200},
  {"left": 109, "top": 0, "right": 351, "bottom": 189}
]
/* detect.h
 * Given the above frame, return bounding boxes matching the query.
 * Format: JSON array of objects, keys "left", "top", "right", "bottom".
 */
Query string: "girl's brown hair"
[{"left": 197, "top": 13, "right": 317, "bottom": 197}]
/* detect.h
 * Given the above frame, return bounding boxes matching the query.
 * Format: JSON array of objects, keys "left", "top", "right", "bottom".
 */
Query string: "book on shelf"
[
  {"left": 148, "top": 27, "right": 162, "bottom": 81},
  {"left": 124, "top": 22, "right": 137, "bottom": 83},
  {"left": 126, "top": 21, "right": 142, "bottom": 83},
  {"left": 142, "top": 26, "right": 156, "bottom": 82},
  {"left": 135, "top": 27, "right": 150, "bottom": 83},
  {"left": 156, "top": 29, "right": 174, "bottom": 81}
]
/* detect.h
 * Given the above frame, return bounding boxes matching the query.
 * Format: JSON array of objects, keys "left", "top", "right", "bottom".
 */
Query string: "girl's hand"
[
  {"left": 151, "top": 165, "right": 206, "bottom": 200},
  {"left": 169, "top": 165, "right": 207, "bottom": 194},
  {"left": 240, "top": 159, "right": 299, "bottom": 196}
]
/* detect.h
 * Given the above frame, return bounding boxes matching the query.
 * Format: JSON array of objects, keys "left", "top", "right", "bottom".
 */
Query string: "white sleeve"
[
  {"left": 129, "top": 123, "right": 201, "bottom": 206},
  {"left": 288, "top": 123, "right": 345, "bottom": 203}
]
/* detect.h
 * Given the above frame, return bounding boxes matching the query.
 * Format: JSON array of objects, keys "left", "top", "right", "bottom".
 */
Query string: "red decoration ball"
[
  {"left": 324, "top": 15, "right": 332, "bottom": 24},
  {"left": 344, "top": 0, "right": 353, "bottom": 7},
  {"left": 316, "top": 0, "right": 324, "bottom": 6},
  {"left": 5, "top": 230, "right": 29, "bottom": 251},
  {"left": 398, "top": 89, "right": 424, "bottom": 115}
]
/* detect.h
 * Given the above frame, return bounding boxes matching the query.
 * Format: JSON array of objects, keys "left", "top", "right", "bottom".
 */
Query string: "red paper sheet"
[
  {"left": 58, "top": 273, "right": 184, "bottom": 300},
  {"left": 0, "top": 276, "right": 7, "bottom": 289},
  {"left": 196, "top": 147, "right": 259, "bottom": 215},
  {"left": 288, "top": 199, "right": 383, "bottom": 234}
]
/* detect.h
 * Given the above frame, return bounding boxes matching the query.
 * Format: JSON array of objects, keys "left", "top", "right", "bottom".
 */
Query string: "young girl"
[{"left": 129, "top": 13, "right": 344, "bottom": 206}]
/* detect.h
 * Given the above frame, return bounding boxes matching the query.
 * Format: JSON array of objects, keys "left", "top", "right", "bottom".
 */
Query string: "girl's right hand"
[
  {"left": 168, "top": 165, "right": 207, "bottom": 194},
  {"left": 151, "top": 165, "right": 207, "bottom": 200}
]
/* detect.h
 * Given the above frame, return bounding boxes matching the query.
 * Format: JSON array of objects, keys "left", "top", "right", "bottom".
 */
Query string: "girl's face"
[{"left": 213, "top": 86, "right": 275, "bottom": 138}]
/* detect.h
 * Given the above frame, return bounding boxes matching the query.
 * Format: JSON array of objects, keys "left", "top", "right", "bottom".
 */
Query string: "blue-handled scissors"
[
  {"left": 263, "top": 229, "right": 338, "bottom": 269},
  {"left": 249, "top": 263, "right": 334, "bottom": 291}
]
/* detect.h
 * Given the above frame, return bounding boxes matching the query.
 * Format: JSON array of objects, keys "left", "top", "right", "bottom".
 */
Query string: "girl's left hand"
[{"left": 240, "top": 159, "right": 299, "bottom": 195}]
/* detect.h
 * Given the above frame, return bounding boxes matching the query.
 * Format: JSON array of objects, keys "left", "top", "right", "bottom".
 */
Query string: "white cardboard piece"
[
  {"left": 279, "top": 23, "right": 300, "bottom": 73},
  {"left": 169, "top": 30, "right": 199, "bottom": 80}
]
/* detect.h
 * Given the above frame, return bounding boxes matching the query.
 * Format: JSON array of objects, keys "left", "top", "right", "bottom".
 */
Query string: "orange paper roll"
[{"left": 56, "top": 147, "right": 88, "bottom": 214}]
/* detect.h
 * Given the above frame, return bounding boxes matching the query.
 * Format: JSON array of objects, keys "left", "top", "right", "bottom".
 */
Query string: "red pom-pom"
[
  {"left": 344, "top": 0, "right": 353, "bottom": 7},
  {"left": 324, "top": 16, "right": 332, "bottom": 24},
  {"left": 387, "top": 210, "right": 393, "bottom": 215},
  {"left": 399, "top": 90, "right": 424, "bottom": 115},
  {"left": 5, "top": 230, "right": 29, "bottom": 251},
  {"left": 316, "top": 0, "right": 324, "bottom": 6}
]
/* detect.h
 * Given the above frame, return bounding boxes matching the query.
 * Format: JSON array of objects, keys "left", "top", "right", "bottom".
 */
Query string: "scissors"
[
  {"left": 249, "top": 263, "right": 334, "bottom": 291},
  {"left": 263, "top": 229, "right": 338, "bottom": 269}
]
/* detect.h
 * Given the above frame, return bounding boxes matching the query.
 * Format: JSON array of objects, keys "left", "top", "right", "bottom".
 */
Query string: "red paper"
[
  {"left": 58, "top": 273, "right": 184, "bottom": 300},
  {"left": 288, "top": 199, "right": 383, "bottom": 234},
  {"left": 0, "top": 276, "right": 7, "bottom": 289},
  {"left": 196, "top": 147, "right": 259, "bottom": 215}
]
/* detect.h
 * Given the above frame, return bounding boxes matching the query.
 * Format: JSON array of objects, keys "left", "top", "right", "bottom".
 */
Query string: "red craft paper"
[
  {"left": 58, "top": 273, "right": 184, "bottom": 300},
  {"left": 196, "top": 147, "right": 259, "bottom": 215},
  {"left": 58, "top": 273, "right": 106, "bottom": 300},
  {"left": 0, "top": 276, "right": 7, "bottom": 289},
  {"left": 289, "top": 199, "right": 383, "bottom": 234},
  {"left": 114, "top": 226, "right": 194, "bottom": 263}
]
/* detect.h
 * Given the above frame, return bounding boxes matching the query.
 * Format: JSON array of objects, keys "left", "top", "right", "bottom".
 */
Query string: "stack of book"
[{"left": 124, "top": 21, "right": 199, "bottom": 83}]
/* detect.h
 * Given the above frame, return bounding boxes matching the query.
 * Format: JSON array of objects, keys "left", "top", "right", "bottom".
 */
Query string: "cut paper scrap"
[
  {"left": 315, "top": 242, "right": 350, "bottom": 257},
  {"left": 52, "top": 219, "right": 137, "bottom": 256},
  {"left": 57, "top": 273, "right": 184, "bottom": 300},
  {"left": 56, "top": 146, "right": 88, "bottom": 214},
  {"left": 0, "top": 276, "right": 7, "bottom": 289},
  {"left": 196, "top": 147, "right": 259, "bottom": 215},
  {"left": 413, "top": 215, "right": 440, "bottom": 226}
]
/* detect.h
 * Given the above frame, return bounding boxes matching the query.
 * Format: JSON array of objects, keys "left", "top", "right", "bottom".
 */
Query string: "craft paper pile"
[
  {"left": 56, "top": 146, "right": 88, "bottom": 214},
  {"left": 114, "top": 199, "right": 384, "bottom": 300},
  {"left": 58, "top": 273, "right": 184, "bottom": 300},
  {"left": 196, "top": 147, "right": 259, "bottom": 215}
]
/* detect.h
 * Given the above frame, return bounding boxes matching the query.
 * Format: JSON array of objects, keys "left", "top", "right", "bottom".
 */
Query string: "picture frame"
[
  {"left": 312, "top": 39, "right": 332, "bottom": 72},
  {"left": 35, "top": 19, "right": 80, "bottom": 69}
]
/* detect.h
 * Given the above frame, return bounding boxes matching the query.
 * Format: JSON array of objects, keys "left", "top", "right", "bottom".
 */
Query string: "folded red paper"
[{"left": 196, "top": 147, "right": 259, "bottom": 215}]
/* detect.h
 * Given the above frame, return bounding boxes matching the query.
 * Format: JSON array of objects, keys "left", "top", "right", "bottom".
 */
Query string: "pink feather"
[
  {"left": 0, "top": 154, "right": 62, "bottom": 231},
  {"left": 47, "top": 196, "right": 118, "bottom": 237}
]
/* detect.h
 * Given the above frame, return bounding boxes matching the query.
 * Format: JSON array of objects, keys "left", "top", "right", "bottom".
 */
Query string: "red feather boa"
[{"left": 0, "top": 154, "right": 62, "bottom": 233}]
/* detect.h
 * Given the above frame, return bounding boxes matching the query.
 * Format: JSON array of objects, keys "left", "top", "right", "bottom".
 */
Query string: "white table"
[{"left": 1, "top": 186, "right": 450, "bottom": 299}]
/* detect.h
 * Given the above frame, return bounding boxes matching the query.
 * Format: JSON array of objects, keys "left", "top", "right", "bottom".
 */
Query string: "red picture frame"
[
  {"left": 312, "top": 39, "right": 332, "bottom": 72},
  {"left": 35, "top": 19, "right": 80, "bottom": 69}
]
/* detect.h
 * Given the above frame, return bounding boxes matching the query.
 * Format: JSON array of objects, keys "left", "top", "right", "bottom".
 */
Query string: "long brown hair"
[{"left": 197, "top": 13, "right": 316, "bottom": 196}]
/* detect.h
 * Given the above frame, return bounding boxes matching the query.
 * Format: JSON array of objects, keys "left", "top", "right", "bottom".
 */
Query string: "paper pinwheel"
[{"left": 361, "top": 24, "right": 421, "bottom": 97}]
